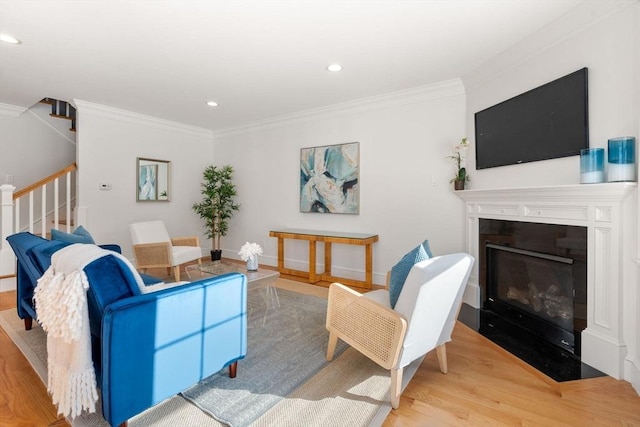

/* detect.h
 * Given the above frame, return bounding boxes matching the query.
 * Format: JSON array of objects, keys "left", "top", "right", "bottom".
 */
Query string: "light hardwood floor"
[{"left": 1, "top": 263, "right": 639, "bottom": 427}]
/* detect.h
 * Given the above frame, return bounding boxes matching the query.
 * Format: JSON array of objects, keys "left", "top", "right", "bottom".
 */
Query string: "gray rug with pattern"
[{"left": 181, "top": 288, "right": 348, "bottom": 427}]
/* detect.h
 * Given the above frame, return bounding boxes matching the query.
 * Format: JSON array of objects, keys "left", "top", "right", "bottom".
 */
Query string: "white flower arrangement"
[
  {"left": 447, "top": 137, "right": 471, "bottom": 183},
  {"left": 238, "top": 242, "right": 263, "bottom": 261}
]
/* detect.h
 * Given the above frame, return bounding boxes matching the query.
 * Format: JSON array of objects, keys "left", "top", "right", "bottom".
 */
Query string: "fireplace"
[
  {"left": 481, "top": 219, "right": 587, "bottom": 357},
  {"left": 455, "top": 182, "right": 636, "bottom": 382}
]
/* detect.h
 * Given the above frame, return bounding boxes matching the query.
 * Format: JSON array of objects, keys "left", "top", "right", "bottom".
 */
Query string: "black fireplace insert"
[{"left": 461, "top": 219, "right": 602, "bottom": 381}]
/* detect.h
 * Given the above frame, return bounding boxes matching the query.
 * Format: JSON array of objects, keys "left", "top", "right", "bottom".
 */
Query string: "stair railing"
[{"left": 0, "top": 163, "right": 77, "bottom": 278}]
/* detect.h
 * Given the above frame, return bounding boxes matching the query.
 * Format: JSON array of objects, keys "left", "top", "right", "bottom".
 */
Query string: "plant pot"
[
  {"left": 211, "top": 249, "right": 222, "bottom": 262},
  {"left": 454, "top": 180, "right": 465, "bottom": 191}
]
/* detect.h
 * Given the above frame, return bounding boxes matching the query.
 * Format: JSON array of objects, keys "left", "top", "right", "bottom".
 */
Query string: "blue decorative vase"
[
  {"left": 580, "top": 148, "right": 605, "bottom": 184},
  {"left": 607, "top": 137, "right": 636, "bottom": 182}
]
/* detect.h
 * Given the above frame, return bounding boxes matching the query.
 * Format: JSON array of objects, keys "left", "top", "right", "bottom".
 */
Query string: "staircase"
[
  {"left": 1, "top": 96, "right": 79, "bottom": 289},
  {"left": 40, "top": 97, "right": 76, "bottom": 132}
]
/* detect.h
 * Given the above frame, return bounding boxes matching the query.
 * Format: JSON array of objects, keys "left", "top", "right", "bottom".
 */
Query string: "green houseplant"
[{"left": 192, "top": 165, "right": 240, "bottom": 261}]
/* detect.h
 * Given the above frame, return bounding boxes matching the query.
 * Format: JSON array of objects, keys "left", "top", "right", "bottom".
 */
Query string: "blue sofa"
[{"left": 6, "top": 232, "right": 248, "bottom": 427}]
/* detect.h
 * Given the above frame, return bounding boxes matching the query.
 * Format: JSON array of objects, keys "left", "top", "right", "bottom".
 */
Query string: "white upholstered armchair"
[
  {"left": 325, "top": 252, "right": 474, "bottom": 409},
  {"left": 129, "top": 220, "right": 202, "bottom": 282}
]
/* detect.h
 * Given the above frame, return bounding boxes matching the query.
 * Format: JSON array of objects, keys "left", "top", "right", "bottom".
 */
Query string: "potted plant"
[
  {"left": 192, "top": 165, "right": 240, "bottom": 261},
  {"left": 448, "top": 137, "right": 471, "bottom": 190}
]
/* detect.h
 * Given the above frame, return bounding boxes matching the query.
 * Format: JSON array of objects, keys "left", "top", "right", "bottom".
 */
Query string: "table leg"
[
  {"left": 309, "top": 240, "right": 317, "bottom": 282},
  {"left": 365, "top": 243, "right": 373, "bottom": 285},
  {"left": 277, "top": 237, "right": 284, "bottom": 271},
  {"left": 324, "top": 241, "right": 332, "bottom": 276}
]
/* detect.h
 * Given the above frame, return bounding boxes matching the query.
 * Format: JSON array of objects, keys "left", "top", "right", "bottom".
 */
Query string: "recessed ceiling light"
[
  {"left": 206, "top": 101, "right": 219, "bottom": 107},
  {"left": 0, "top": 33, "right": 22, "bottom": 45},
  {"left": 326, "top": 64, "right": 343, "bottom": 72}
]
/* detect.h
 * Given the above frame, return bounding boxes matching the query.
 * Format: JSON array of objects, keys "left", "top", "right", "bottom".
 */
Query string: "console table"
[{"left": 269, "top": 228, "right": 379, "bottom": 289}]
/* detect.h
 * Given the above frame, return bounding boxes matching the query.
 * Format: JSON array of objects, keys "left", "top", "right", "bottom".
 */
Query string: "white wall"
[
  {"left": 462, "top": 1, "right": 639, "bottom": 392},
  {"left": 212, "top": 81, "right": 467, "bottom": 285},
  {"left": 0, "top": 104, "right": 75, "bottom": 189},
  {"left": 74, "top": 100, "right": 214, "bottom": 258}
]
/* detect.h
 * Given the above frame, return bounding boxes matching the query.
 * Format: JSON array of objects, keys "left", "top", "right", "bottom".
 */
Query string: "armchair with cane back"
[
  {"left": 325, "top": 252, "right": 474, "bottom": 409},
  {"left": 129, "top": 220, "right": 202, "bottom": 282}
]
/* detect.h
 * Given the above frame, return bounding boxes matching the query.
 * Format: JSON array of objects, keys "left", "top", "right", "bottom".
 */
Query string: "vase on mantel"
[
  {"left": 246, "top": 255, "right": 258, "bottom": 271},
  {"left": 454, "top": 180, "right": 465, "bottom": 191}
]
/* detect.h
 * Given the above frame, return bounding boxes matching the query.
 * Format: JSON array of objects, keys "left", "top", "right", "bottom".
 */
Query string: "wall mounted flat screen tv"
[{"left": 475, "top": 68, "right": 588, "bottom": 170}]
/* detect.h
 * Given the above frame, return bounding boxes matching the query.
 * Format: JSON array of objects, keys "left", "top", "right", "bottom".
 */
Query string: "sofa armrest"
[
  {"left": 132, "top": 242, "right": 172, "bottom": 268},
  {"left": 326, "top": 283, "right": 407, "bottom": 370},
  {"left": 100, "top": 272, "right": 247, "bottom": 427},
  {"left": 171, "top": 236, "right": 199, "bottom": 247}
]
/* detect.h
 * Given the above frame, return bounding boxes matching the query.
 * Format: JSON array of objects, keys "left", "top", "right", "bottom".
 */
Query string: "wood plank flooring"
[{"left": 1, "top": 262, "right": 639, "bottom": 427}]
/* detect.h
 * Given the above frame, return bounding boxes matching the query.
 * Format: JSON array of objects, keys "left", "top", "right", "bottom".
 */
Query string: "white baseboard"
[
  {"left": 0, "top": 276, "right": 16, "bottom": 292},
  {"left": 624, "top": 358, "right": 640, "bottom": 396}
]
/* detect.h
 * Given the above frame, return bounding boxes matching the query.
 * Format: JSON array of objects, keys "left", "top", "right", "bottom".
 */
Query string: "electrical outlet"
[{"left": 99, "top": 183, "right": 112, "bottom": 190}]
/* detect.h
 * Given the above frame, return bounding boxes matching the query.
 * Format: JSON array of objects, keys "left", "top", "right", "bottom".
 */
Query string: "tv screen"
[{"left": 475, "top": 68, "right": 588, "bottom": 170}]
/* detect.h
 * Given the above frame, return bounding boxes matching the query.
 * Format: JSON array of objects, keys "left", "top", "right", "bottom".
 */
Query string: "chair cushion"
[
  {"left": 51, "top": 225, "right": 96, "bottom": 244},
  {"left": 129, "top": 220, "right": 171, "bottom": 244},
  {"left": 388, "top": 243, "right": 430, "bottom": 308},
  {"left": 363, "top": 289, "right": 391, "bottom": 308},
  {"left": 171, "top": 245, "right": 202, "bottom": 265}
]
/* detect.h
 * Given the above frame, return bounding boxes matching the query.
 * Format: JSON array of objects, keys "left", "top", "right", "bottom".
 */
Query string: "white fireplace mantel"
[{"left": 457, "top": 182, "right": 637, "bottom": 379}]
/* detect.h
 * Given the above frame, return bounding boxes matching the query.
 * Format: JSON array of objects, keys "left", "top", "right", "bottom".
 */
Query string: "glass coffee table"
[{"left": 185, "top": 261, "right": 281, "bottom": 321}]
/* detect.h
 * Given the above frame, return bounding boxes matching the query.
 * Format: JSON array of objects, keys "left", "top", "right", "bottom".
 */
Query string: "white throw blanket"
[{"left": 33, "top": 244, "right": 142, "bottom": 419}]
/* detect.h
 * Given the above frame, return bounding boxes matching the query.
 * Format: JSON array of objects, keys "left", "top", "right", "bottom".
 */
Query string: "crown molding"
[
  {"left": 213, "top": 79, "right": 465, "bottom": 138},
  {"left": 0, "top": 103, "right": 27, "bottom": 117},
  {"left": 73, "top": 99, "right": 214, "bottom": 139},
  {"left": 462, "top": 0, "right": 636, "bottom": 91}
]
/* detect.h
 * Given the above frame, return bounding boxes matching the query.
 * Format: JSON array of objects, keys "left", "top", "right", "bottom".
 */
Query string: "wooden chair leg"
[
  {"left": 326, "top": 332, "right": 339, "bottom": 361},
  {"left": 174, "top": 266, "right": 180, "bottom": 282},
  {"left": 24, "top": 317, "right": 32, "bottom": 330},
  {"left": 390, "top": 367, "right": 403, "bottom": 409},
  {"left": 229, "top": 361, "right": 238, "bottom": 378},
  {"left": 436, "top": 343, "right": 448, "bottom": 374}
]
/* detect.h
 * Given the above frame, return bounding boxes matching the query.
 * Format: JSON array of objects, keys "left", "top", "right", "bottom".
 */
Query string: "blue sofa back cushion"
[{"left": 31, "top": 240, "right": 72, "bottom": 273}]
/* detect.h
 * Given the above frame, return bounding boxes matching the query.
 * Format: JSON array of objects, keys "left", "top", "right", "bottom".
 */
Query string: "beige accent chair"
[
  {"left": 325, "top": 253, "right": 474, "bottom": 409},
  {"left": 130, "top": 220, "right": 202, "bottom": 282}
]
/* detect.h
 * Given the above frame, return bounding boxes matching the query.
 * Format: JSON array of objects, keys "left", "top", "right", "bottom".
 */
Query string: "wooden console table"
[{"left": 269, "top": 228, "right": 379, "bottom": 289}]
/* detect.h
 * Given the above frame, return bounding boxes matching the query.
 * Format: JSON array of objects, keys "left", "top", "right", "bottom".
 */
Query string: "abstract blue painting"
[{"left": 300, "top": 142, "right": 359, "bottom": 214}]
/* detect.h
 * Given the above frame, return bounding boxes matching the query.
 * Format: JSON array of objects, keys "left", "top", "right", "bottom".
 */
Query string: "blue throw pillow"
[
  {"left": 51, "top": 225, "right": 96, "bottom": 244},
  {"left": 421, "top": 239, "right": 434, "bottom": 258},
  {"left": 388, "top": 243, "right": 430, "bottom": 308}
]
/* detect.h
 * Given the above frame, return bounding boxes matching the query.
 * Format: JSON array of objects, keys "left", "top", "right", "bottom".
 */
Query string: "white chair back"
[
  {"left": 394, "top": 253, "right": 474, "bottom": 368},
  {"left": 130, "top": 220, "right": 172, "bottom": 244}
]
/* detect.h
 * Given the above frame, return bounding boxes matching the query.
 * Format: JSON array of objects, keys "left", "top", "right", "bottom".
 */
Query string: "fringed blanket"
[{"left": 33, "top": 244, "right": 121, "bottom": 419}]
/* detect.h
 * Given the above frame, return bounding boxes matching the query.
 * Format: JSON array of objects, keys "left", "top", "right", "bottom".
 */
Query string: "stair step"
[
  {"left": 52, "top": 219, "right": 74, "bottom": 226},
  {"left": 50, "top": 113, "right": 73, "bottom": 120}
]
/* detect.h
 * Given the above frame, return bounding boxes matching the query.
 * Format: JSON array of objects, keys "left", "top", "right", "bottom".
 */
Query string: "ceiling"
[{"left": 0, "top": 0, "right": 587, "bottom": 132}]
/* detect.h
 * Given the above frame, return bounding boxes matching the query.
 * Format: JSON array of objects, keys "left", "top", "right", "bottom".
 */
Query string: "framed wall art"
[
  {"left": 137, "top": 157, "right": 170, "bottom": 201},
  {"left": 300, "top": 142, "right": 359, "bottom": 214}
]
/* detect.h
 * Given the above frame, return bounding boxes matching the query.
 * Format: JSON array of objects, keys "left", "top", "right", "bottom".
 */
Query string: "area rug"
[
  {"left": 0, "top": 279, "right": 422, "bottom": 427},
  {"left": 180, "top": 287, "right": 349, "bottom": 426}
]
